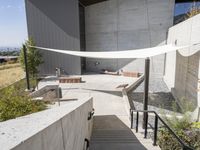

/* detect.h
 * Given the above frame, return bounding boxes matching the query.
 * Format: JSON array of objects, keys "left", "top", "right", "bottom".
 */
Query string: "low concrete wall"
[
  {"left": 122, "top": 75, "right": 144, "bottom": 117},
  {"left": 30, "top": 85, "right": 59, "bottom": 98},
  {"left": 0, "top": 98, "right": 93, "bottom": 150}
]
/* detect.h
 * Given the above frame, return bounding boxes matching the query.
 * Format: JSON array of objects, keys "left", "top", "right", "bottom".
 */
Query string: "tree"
[{"left": 20, "top": 38, "right": 43, "bottom": 78}]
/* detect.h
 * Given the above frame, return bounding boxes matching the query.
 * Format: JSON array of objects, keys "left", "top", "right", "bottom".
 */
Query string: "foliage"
[
  {"left": 187, "top": 5, "right": 200, "bottom": 18},
  {"left": 178, "top": 98, "right": 196, "bottom": 113},
  {"left": 0, "top": 85, "right": 46, "bottom": 121},
  {"left": 0, "top": 78, "right": 37, "bottom": 96},
  {"left": 164, "top": 112, "right": 192, "bottom": 131},
  {"left": 158, "top": 128, "right": 200, "bottom": 150},
  {"left": 20, "top": 38, "right": 43, "bottom": 78},
  {"left": 0, "top": 50, "right": 20, "bottom": 56},
  {"left": 158, "top": 98, "right": 200, "bottom": 150},
  {"left": 192, "top": 122, "right": 200, "bottom": 129},
  {"left": 158, "top": 113, "right": 200, "bottom": 149}
]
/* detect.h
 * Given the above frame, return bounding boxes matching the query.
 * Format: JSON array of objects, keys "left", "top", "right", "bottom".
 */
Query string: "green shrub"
[
  {"left": 158, "top": 128, "right": 200, "bottom": 150},
  {"left": 192, "top": 122, "right": 200, "bottom": 129},
  {"left": 158, "top": 112, "right": 200, "bottom": 150},
  {"left": 0, "top": 86, "right": 46, "bottom": 121}
]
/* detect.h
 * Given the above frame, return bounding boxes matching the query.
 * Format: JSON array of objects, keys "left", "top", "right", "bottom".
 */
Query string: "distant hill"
[{"left": 0, "top": 47, "right": 20, "bottom": 52}]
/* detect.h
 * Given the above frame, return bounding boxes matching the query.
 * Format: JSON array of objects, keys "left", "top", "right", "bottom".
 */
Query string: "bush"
[
  {"left": 158, "top": 112, "right": 200, "bottom": 150},
  {"left": 0, "top": 86, "right": 46, "bottom": 121}
]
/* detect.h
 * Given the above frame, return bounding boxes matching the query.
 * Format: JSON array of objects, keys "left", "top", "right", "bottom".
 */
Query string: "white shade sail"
[{"left": 31, "top": 44, "right": 189, "bottom": 59}]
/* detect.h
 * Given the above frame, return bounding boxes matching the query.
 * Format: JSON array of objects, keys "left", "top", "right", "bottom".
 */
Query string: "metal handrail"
[{"left": 130, "top": 109, "right": 194, "bottom": 150}]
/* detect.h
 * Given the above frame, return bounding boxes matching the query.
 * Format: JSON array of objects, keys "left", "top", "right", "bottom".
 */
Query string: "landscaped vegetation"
[
  {"left": 0, "top": 79, "right": 46, "bottom": 121},
  {"left": 0, "top": 38, "right": 46, "bottom": 122},
  {"left": 158, "top": 100, "right": 200, "bottom": 150}
]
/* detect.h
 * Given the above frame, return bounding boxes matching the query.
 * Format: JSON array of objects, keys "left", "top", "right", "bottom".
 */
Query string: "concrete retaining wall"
[
  {"left": 164, "top": 14, "right": 200, "bottom": 111},
  {"left": 85, "top": 0, "right": 175, "bottom": 77},
  {"left": 0, "top": 98, "right": 93, "bottom": 150}
]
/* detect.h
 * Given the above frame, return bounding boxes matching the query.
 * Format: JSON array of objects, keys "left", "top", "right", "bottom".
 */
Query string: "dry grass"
[
  {"left": 0, "top": 63, "right": 24, "bottom": 89},
  {"left": 0, "top": 63, "right": 21, "bottom": 70}
]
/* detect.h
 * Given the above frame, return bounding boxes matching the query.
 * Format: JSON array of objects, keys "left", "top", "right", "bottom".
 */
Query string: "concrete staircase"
[{"left": 90, "top": 115, "right": 160, "bottom": 150}]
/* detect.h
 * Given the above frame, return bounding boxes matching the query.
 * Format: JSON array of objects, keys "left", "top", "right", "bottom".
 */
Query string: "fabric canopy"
[{"left": 31, "top": 44, "right": 189, "bottom": 59}]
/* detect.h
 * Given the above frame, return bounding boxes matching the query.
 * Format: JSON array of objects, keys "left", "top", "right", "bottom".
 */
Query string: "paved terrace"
[{"left": 38, "top": 74, "right": 160, "bottom": 150}]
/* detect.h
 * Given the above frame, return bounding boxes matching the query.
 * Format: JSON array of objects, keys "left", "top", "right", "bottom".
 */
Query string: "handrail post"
[
  {"left": 131, "top": 110, "right": 133, "bottom": 129},
  {"left": 136, "top": 111, "right": 139, "bottom": 133},
  {"left": 153, "top": 115, "right": 158, "bottom": 146},
  {"left": 144, "top": 112, "right": 148, "bottom": 138}
]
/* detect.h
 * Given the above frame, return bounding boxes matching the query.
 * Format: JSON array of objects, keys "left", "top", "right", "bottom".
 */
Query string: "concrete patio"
[
  {"left": 38, "top": 74, "right": 136, "bottom": 116},
  {"left": 38, "top": 74, "right": 160, "bottom": 150}
]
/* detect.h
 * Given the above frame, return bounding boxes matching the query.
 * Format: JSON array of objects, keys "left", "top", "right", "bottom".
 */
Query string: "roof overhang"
[
  {"left": 176, "top": 0, "right": 200, "bottom": 3},
  {"left": 79, "top": 0, "right": 108, "bottom": 6}
]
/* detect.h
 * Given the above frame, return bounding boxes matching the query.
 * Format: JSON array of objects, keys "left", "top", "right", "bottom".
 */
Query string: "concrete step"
[{"left": 90, "top": 115, "right": 161, "bottom": 150}]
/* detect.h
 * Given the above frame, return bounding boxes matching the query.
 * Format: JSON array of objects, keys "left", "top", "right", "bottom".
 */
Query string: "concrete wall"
[
  {"left": 164, "top": 14, "right": 200, "bottom": 110},
  {"left": 0, "top": 98, "right": 93, "bottom": 150},
  {"left": 25, "top": 0, "right": 81, "bottom": 75},
  {"left": 85, "top": 0, "right": 175, "bottom": 76}
]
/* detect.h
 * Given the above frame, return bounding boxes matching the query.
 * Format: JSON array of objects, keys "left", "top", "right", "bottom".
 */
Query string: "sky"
[
  {"left": 0, "top": 0, "right": 27, "bottom": 47},
  {"left": 175, "top": 2, "right": 200, "bottom": 16},
  {"left": 0, "top": 0, "right": 199, "bottom": 48}
]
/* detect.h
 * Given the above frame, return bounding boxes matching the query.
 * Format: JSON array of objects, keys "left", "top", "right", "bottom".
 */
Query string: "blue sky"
[
  {"left": 175, "top": 2, "right": 200, "bottom": 16},
  {"left": 0, "top": 0, "right": 27, "bottom": 47},
  {"left": 0, "top": 0, "right": 199, "bottom": 47}
]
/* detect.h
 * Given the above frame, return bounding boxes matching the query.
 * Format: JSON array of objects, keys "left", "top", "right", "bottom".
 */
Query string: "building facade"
[
  {"left": 25, "top": 0, "right": 200, "bottom": 114},
  {"left": 25, "top": 0, "right": 175, "bottom": 76}
]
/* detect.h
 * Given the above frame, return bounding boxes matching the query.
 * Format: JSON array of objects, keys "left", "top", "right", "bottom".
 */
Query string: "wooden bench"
[{"left": 59, "top": 77, "right": 82, "bottom": 83}]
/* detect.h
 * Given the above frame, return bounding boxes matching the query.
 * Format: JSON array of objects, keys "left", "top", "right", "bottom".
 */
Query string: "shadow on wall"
[
  {"left": 26, "top": 0, "right": 81, "bottom": 75},
  {"left": 28, "top": 0, "right": 79, "bottom": 39},
  {"left": 85, "top": 44, "right": 166, "bottom": 75},
  {"left": 174, "top": 51, "right": 200, "bottom": 110},
  {"left": 90, "top": 115, "right": 148, "bottom": 150}
]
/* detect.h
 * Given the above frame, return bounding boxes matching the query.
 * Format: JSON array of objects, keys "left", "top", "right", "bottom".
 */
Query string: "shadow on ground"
[
  {"left": 128, "top": 91, "right": 181, "bottom": 112},
  {"left": 90, "top": 115, "right": 147, "bottom": 150},
  {"left": 82, "top": 88, "right": 123, "bottom": 97}
]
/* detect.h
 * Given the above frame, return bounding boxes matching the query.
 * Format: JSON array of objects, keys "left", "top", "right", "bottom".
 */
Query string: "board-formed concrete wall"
[
  {"left": 164, "top": 14, "right": 200, "bottom": 110},
  {"left": 85, "top": 0, "right": 175, "bottom": 76},
  {"left": 25, "top": 0, "right": 81, "bottom": 75},
  {"left": 0, "top": 98, "right": 93, "bottom": 150}
]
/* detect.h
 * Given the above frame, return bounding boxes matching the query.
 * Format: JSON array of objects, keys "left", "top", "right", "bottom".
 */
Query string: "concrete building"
[
  {"left": 25, "top": 0, "right": 175, "bottom": 76},
  {"left": 25, "top": 0, "right": 200, "bottom": 113}
]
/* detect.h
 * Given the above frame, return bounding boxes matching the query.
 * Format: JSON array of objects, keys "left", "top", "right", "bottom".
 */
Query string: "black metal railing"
[{"left": 130, "top": 109, "right": 194, "bottom": 150}]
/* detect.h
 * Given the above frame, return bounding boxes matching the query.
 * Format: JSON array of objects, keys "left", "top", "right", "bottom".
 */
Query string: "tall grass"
[{"left": 0, "top": 63, "right": 24, "bottom": 89}]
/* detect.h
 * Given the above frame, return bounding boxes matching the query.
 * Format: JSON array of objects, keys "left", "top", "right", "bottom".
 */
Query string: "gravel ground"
[
  {"left": 128, "top": 76, "right": 182, "bottom": 114},
  {"left": 128, "top": 76, "right": 183, "bottom": 139}
]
